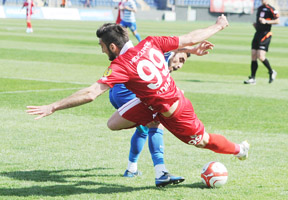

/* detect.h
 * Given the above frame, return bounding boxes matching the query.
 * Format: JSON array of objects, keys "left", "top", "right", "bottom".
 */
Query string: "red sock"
[
  {"left": 27, "top": 22, "right": 32, "bottom": 28},
  {"left": 204, "top": 133, "right": 240, "bottom": 155}
]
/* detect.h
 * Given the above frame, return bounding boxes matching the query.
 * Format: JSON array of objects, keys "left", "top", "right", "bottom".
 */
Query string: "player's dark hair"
[
  {"left": 186, "top": 53, "right": 191, "bottom": 57},
  {"left": 96, "top": 23, "right": 129, "bottom": 49}
]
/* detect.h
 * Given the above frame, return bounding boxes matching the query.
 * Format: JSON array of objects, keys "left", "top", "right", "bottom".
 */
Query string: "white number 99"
[{"left": 137, "top": 48, "right": 169, "bottom": 89}]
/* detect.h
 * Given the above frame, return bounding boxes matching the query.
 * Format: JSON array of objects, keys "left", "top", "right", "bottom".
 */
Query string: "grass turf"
[{"left": 0, "top": 18, "right": 288, "bottom": 200}]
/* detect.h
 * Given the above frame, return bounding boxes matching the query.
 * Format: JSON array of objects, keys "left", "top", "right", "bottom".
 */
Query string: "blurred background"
[{"left": 1, "top": 0, "right": 288, "bottom": 24}]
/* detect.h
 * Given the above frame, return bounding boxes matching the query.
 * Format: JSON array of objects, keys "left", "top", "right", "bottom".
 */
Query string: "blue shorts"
[
  {"left": 109, "top": 84, "right": 136, "bottom": 109},
  {"left": 120, "top": 21, "right": 137, "bottom": 32}
]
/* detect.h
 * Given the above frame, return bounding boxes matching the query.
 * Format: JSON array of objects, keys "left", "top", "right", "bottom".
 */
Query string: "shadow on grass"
[
  {"left": 0, "top": 168, "right": 114, "bottom": 183},
  {"left": 178, "top": 182, "right": 210, "bottom": 189},
  {"left": 0, "top": 168, "right": 206, "bottom": 197},
  {"left": 183, "top": 79, "right": 240, "bottom": 84}
]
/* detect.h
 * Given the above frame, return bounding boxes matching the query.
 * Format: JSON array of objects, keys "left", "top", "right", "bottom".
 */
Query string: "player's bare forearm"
[
  {"left": 178, "top": 14, "right": 228, "bottom": 48},
  {"left": 26, "top": 82, "right": 110, "bottom": 120},
  {"left": 177, "top": 41, "right": 214, "bottom": 56},
  {"left": 259, "top": 17, "right": 280, "bottom": 25},
  {"left": 51, "top": 85, "right": 101, "bottom": 110}
]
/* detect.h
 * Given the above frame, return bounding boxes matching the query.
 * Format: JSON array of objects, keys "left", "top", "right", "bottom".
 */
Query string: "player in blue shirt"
[
  {"left": 119, "top": 0, "right": 141, "bottom": 42},
  {"left": 109, "top": 40, "right": 214, "bottom": 187}
]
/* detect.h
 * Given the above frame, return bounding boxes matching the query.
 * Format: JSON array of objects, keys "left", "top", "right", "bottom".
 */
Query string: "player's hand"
[
  {"left": 194, "top": 40, "right": 214, "bottom": 56},
  {"left": 216, "top": 14, "right": 229, "bottom": 30},
  {"left": 26, "top": 104, "right": 54, "bottom": 120},
  {"left": 259, "top": 17, "right": 266, "bottom": 24}
]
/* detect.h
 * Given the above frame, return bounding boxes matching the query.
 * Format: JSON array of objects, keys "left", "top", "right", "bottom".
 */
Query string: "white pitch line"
[
  {"left": 1, "top": 76, "right": 91, "bottom": 85},
  {"left": 0, "top": 88, "right": 82, "bottom": 94}
]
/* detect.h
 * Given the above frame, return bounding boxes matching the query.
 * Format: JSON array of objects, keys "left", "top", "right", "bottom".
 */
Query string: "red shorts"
[
  {"left": 118, "top": 93, "right": 205, "bottom": 145},
  {"left": 118, "top": 97, "right": 155, "bottom": 126}
]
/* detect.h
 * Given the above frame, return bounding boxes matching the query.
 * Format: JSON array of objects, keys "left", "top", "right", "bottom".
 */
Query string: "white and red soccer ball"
[{"left": 201, "top": 161, "right": 228, "bottom": 188}]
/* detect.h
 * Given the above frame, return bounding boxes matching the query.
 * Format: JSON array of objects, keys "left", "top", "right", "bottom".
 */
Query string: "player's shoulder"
[
  {"left": 112, "top": 50, "right": 134, "bottom": 66},
  {"left": 266, "top": 4, "right": 279, "bottom": 16},
  {"left": 126, "top": 0, "right": 136, "bottom": 6},
  {"left": 144, "top": 35, "right": 166, "bottom": 43},
  {"left": 265, "top": 4, "right": 276, "bottom": 10}
]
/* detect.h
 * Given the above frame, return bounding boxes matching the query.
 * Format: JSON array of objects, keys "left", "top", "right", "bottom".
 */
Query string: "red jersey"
[
  {"left": 23, "top": 0, "right": 34, "bottom": 16},
  {"left": 115, "top": 1, "right": 123, "bottom": 24},
  {"left": 98, "top": 36, "right": 180, "bottom": 113}
]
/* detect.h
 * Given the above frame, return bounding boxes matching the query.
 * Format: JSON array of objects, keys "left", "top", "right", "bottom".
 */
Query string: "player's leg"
[
  {"left": 147, "top": 123, "right": 185, "bottom": 187},
  {"left": 258, "top": 49, "right": 273, "bottom": 74},
  {"left": 107, "top": 109, "right": 137, "bottom": 130},
  {"left": 257, "top": 35, "right": 277, "bottom": 83},
  {"left": 129, "top": 22, "right": 141, "bottom": 42},
  {"left": 132, "top": 30, "right": 141, "bottom": 42},
  {"left": 199, "top": 132, "right": 249, "bottom": 160},
  {"left": 108, "top": 97, "right": 154, "bottom": 131},
  {"left": 174, "top": 129, "right": 249, "bottom": 161},
  {"left": 244, "top": 32, "right": 259, "bottom": 84},
  {"left": 107, "top": 97, "right": 154, "bottom": 176},
  {"left": 147, "top": 124, "right": 166, "bottom": 177},
  {"left": 108, "top": 98, "right": 184, "bottom": 185},
  {"left": 108, "top": 86, "right": 140, "bottom": 130},
  {"left": 107, "top": 106, "right": 147, "bottom": 177},
  {"left": 26, "top": 15, "right": 32, "bottom": 33},
  {"left": 124, "top": 125, "right": 148, "bottom": 177},
  {"left": 158, "top": 96, "right": 249, "bottom": 160},
  {"left": 109, "top": 86, "right": 150, "bottom": 177},
  {"left": 251, "top": 49, "right": 258, "bottom": 78}
]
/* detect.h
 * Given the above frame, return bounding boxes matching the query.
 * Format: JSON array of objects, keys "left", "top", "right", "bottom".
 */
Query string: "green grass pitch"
[{"left": 0, "top": 18, "right": 288, "bottom": 200}]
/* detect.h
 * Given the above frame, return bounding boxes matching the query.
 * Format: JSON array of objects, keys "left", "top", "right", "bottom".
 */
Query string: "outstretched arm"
[
  {"left": 26, "top": 82, "right": 110, "bottom": 120},
  {"left": 259, "top": 17, "right": 280, "bottom": 25},
  {"left": 177, "top": 40, "right": 214, "bottom": 56},
  {"left": 178, "top": 14, "right": 228, "bottom": 48}
]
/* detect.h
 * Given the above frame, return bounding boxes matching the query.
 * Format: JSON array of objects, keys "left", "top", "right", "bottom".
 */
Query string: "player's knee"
[
  {"left": 257, "top": 55, "right": 265, "bottom": 61},
  {"left": 146, "top": 121, "right": 163, "bottom": 129},
  {"left": 257, "top": 56, "right": 265, "bottom": 62},
  {"left": 195, "top": 132, "right": 209, "bottom": 148},
  {"left": 257, "top": 52, "right": 266, "bottom": 61},
  {"left": 107, "top": 119, "right": 119, "bottom": 131}
]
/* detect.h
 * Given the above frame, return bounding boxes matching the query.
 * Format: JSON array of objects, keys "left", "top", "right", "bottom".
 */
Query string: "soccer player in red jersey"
[
  {"left": 109, "top": 42, "right": 213, "bottom": 187},
  {"left": 27, "top": 15, "right": 249, "bottom": 177},
  {"left": 22, "top": 0, "right": 34, "bottom": 33}
]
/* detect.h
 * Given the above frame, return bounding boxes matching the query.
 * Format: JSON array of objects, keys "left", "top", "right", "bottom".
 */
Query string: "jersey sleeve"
[
  {"left": 97, "top": 63, "right": 129, "bottom": 88},
  {"left": 130, "top": 1, "right": 136, "bottom": 9},
  {"left": 272, "top": 8, "right": 279, "bottom": 19},
  {"left": 148, "top": 36, "right": 179, "bottom": 53},
  {"left": 267, "top": 5, "right": 280, "bottom": 19}
]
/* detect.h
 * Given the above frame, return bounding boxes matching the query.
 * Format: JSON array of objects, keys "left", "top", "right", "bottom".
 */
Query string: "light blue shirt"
[{"left": 122, "top": 0, "right": 136, "bottom": 23}]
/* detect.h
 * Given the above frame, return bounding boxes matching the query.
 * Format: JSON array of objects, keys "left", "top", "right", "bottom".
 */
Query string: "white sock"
[
  {"left": 127, "top": 161, "right": 137, "bottom": 173},
  {"left": 155, "top": 164, "right": 168, "bottom": 179}
]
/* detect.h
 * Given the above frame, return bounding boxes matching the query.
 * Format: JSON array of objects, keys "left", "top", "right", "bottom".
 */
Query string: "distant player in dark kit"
[{"left": 244, "top": 0, "right": 279, "bottom": 85}]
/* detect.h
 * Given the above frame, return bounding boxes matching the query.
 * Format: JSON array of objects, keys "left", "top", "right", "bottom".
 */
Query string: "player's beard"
[{"left": 108, "top": 48, "right": 117, "bottom": 61}]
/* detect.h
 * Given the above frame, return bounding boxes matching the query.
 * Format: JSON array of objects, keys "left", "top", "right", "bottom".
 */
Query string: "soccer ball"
[{"left": 201, "top": 161, "right": 228, "bottom": 188}]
